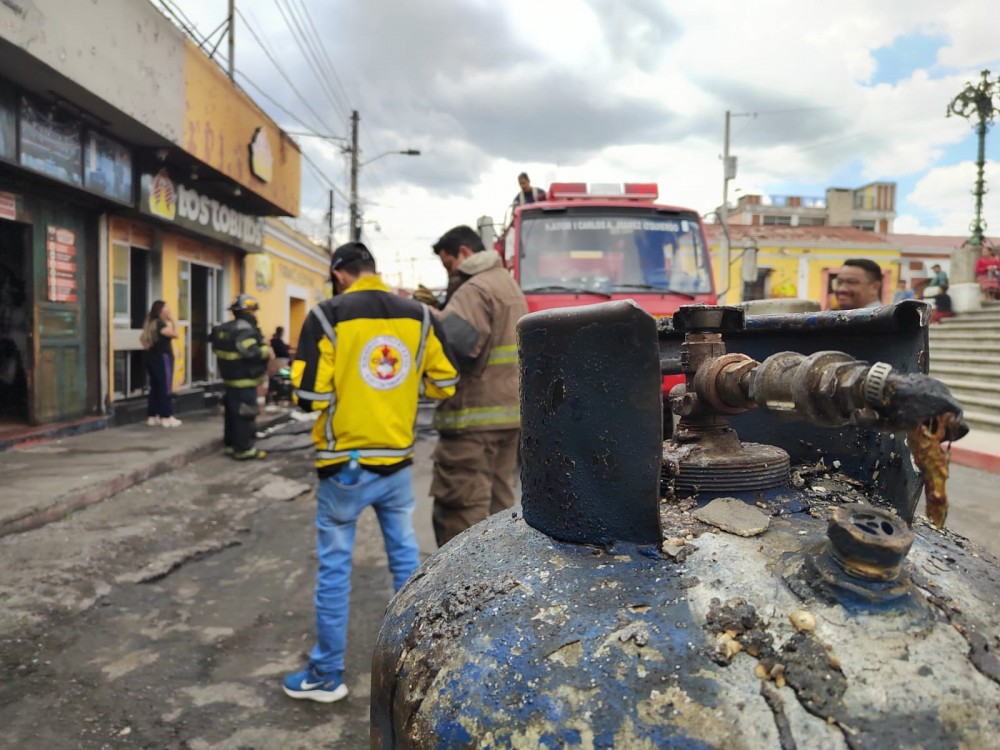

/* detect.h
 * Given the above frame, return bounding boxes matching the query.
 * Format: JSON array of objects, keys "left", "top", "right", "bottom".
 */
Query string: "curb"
[
  {"left": 951, "top": 444, "right": 1000, "bottom": 474},
  {"left": 0, "top": 435, "right": 223, "bottom": 540},
  {"left": 0, "top": 412, "right": 291, "bottom": 540}
]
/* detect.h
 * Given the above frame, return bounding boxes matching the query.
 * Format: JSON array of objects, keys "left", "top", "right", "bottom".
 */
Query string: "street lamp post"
[
  {"left": 946, "top": 70, "right": 1000, "bottom": 311},
  {"left": 286, "top": 118, "right": 420, "bottom": 244},
  {"left": 348, "top": 109, "right": 421, "bottom": 241}
]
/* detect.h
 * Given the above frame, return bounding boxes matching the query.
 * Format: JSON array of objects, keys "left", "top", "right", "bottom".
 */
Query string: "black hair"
[
  {"left": 337, "top": 257, "right": 377, "bottom": 276},
  {"left": 843, "top": 258, "right": 882, "bottom": 284},
  {"left": 432, "top": 225, "right": 485, "bottom": 257},
  {"left": 147, "top": 300, "right": 166, "bottom": 322},
  {"left": 274, "top": 326, "right": 284, "bottom": 336},
  {"left": 518, "top": 172, "right": 529, "bottom": 181}
]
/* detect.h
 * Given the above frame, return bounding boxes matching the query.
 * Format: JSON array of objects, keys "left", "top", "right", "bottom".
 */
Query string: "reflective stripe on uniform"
[
  {"left": 215, "top": 350, "right": 243, "bottom": 360},
  {"left": 415, "top": 304, "right": 430, "bottom": 374},
  {"left": 224, "top": 378, "right": 265, "bottom": 387},
  {"left": 295, "top": 389, "right": 332, "bottom": 402},
  {"left": 314, "top": 307, "right": 337, "bottom": 348},
  {"left": 427, "top": 376, "right": 459, "bottom": 388},
  {"left": 433, "top": 404, "right": 520, "bottom": 430},
  {"left": 316, "top": 446, "right": 415, "bottom": 461},
  {"left": 487, "top": 344, "right": 518, "bottom": 366}
]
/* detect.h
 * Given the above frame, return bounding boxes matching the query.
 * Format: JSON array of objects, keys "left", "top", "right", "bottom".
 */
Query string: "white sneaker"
[
  {"left": 161, "top": 416, "right": 183, "bottom": 428},
  {"left": 146, "top": 416, "right": 161, "bottom": 426}
]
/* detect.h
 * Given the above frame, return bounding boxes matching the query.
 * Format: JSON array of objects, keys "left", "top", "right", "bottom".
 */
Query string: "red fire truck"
[
  {"left": 479, "top": 181, "right": 718, "bottom": 435},
  {"left": 483, "top": 181, "right": 716, "bottom": 314}
]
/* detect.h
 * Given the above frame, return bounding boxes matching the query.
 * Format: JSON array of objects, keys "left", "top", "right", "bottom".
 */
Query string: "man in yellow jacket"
[
  {"left": 283, "top": 242, "right": 458, "bottom": 704},
  {"left": 428, "top": 225, "right": 529, "bottom": 547}
]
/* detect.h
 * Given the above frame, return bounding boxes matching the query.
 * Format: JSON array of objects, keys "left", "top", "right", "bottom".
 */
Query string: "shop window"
[
  {"left": 113, "top": 350, "right": 146, "bottom": 399},
  {"left": 762, "top": 215, "right": 792, "bottom": 226},
  {"left": 178, "top": 261, "right": 190, "bottom": 322},
  {"left": 113, "top": 243, "right": 129, "bottom": 326},
  {"left": 113, "top": 243, "right": 150, "bottom": 327}
]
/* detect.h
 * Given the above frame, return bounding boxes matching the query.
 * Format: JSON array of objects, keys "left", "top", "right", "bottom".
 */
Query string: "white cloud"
[
  {"left": 896, "top": 159, "right": 1000, "bottom": 234},
  {"left": 168, "top": 0, "right": 1000, "bottom": 285}
]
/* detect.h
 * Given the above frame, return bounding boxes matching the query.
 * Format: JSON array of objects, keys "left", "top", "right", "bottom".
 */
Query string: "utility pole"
[
  {"left": 946, "top": 69, "right": 1000, "bottom": 310},
  {"left": 227, "top": 0, "right": 235, "bottom": 80},
  {"left": 718, "top": 110, "right": 753, "bottom": 303},
  {"left": 349, "top": 110, "right": 361, "bottom": 242},
  {"left": 719, "top": 110, "right": 732, "bottom": 303},
  {"left": 327, "top": 189, "right": 335, "bottom": 252}
]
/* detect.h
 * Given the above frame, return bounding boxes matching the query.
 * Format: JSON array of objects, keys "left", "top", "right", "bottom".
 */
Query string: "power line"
[
  {"left": 290, "top": 0, "right": 355, "bottom": 122},
  {"left": 235, "top": 6, "right": 329, "bottom": 134},
  {"left": 273, "top": 0, "right": 351, "bottom": 127}
]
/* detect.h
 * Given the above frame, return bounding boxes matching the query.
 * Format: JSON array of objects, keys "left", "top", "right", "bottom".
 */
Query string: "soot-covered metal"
[{"left": 371, "top": 300, "right": 1000, "bottom": 750}]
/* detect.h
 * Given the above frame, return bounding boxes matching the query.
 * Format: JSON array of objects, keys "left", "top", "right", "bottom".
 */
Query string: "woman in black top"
[{"left": 143, "top": 300, "right": 181, "bottom": 427}]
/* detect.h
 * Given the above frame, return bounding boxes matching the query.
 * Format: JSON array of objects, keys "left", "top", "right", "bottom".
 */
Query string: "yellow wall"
[
  {"left": 251, "top": 221, "right": 330, "bottom": 351},
  {"left": 183, "top": 39, "right": 301, "bottom": 216},
  {"left": 162, "top": 234, "right": 239, "bottom": 389},
  {"left": 108, "top": 217, "right": 241, "bottom": 395},
  {"left": 710, "top": 242, "right": 902, "bottom": 307}
]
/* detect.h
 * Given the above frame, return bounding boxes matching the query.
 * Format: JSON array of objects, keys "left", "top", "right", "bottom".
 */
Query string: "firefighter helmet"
[{"left": 230, "top": 294, "right": 260, "bottom": 313}]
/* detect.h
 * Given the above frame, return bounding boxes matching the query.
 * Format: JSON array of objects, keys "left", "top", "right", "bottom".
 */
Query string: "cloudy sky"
[{"left": 167, "top": 0, "right": 1000, "bottom": 287}]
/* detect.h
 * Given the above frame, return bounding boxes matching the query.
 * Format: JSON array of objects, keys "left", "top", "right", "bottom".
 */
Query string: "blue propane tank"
[{"left": 371, "top": 300, "right": 1000, "bottom": 749}]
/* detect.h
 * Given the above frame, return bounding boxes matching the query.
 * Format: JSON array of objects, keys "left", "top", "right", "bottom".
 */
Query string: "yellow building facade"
[
  {"left": 707, "top": 225, "right": 902, "bottom": 309},
  {"left": 252, "top": 220, "right": 331, "bottom": 353},
  {"left": 105, "top": 39, "right": 304, "bottom": 422}
]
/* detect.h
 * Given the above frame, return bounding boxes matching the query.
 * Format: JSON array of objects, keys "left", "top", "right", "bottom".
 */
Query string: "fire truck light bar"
[{"left": 548, "top": 182, "right": 659, "bottom": 201}]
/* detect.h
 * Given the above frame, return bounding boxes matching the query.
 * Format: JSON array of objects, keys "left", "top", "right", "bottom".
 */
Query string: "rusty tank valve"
[
  {"left": 666, "top": 305, "right": 969, "bottom": 527},
  {"left": 795, "top": 504, "right": 918, "bottom": 603}
]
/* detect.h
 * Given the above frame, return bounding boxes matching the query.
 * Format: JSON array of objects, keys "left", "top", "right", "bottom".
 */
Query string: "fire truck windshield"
[{"left": 518, "top": 210, "right": 713, "bottom": 296}]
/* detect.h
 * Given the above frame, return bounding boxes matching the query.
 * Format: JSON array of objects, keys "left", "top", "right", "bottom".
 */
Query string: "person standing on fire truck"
[
  {"left": 512, "top": 172, "right": 546, "bottom": 206},
  {"left": 427, "top": 224, "right": 529, "bottom": 546}
]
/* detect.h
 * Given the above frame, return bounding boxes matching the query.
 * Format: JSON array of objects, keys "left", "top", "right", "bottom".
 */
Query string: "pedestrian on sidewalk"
[
  {"left": 141, "top": 300, "right": 181, "bottom": 428},
  {"left": 210, "top": 294, "right": 271, "bottom": 460},
  {"left": 283, "top": 241, "right": 458, "bottom": 704},
  {"left": 427, "top": 225, "right": 529, "bottom": 547}
]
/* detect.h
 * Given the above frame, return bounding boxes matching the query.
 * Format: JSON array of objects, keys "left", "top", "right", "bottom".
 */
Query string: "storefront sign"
[
  {"left": 0, "top": 191, "right": 17, "bottom": 221},
  {"left": 249, "top": 127, "right": 273, "bottom": 183},
  {"left": 0, "top": 80, "right": 15, "bottom": 161},
  {"left": 19, "top": 95, "right": 82, "bottom": 186},
  {"left": 255, "top": 254, "right": 273, "bottom": 290},
  {"left": 139, "top": 169, "right": 265, "bottom": 252},
  {"left": 46, "top": 226, "right": 78, "bottom": 303},
  {"left": 84, "top": 131, "right": 133, "bottom": 204}
]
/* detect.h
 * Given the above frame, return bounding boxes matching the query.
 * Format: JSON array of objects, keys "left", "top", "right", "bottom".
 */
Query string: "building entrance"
[
  {"left": 178, "top": 260, "right": 225, "bottom": 386},
  {"left": 0, "top": 221, "right": 31, "bottom": 425}
]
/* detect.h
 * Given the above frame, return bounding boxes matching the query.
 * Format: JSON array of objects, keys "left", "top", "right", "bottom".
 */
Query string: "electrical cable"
[
  {"left": 273, "top": 0, "right": 351, "bottom": 127},
  {"left": 290, "top": 0, "right": 356, "bottom": 122},
  {"left": 234, "top": 6, "right": 330, "bottom": 134}
]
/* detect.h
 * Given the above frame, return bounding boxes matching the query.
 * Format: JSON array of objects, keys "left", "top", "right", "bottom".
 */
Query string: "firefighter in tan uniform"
[{"left": 427, "top": 224, "right": 529, "bottom": 546}]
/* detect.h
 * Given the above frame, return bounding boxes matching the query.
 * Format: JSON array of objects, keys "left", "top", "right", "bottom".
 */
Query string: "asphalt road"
[
  {"left": 0, "top": 428, "right": 994, "bottom": 750},
  {"left": 935, "top": 462, "right": 1000, "bottom": 557},
  {"left": 0, "top": 435, "right": 440, "bottom": 750}
]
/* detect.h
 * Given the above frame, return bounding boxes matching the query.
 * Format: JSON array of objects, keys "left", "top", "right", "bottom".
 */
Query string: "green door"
[{"left": 29, "top": 199, "right": 88, "bottom": 424}]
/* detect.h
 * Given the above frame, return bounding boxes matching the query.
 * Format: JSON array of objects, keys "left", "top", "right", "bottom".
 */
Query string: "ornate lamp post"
[{"left": 945, "top": 70, "right": 1000, "bottom": 309}]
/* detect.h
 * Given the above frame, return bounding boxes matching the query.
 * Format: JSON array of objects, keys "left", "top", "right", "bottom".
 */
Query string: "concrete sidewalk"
[{"left": 0, "top": 408, "right": 289, "bottom": 540}]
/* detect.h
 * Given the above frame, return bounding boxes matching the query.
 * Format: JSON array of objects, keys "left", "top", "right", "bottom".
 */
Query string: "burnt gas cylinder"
[{"left": 371, "top": 301, "right": 1000, "bottom": 750}]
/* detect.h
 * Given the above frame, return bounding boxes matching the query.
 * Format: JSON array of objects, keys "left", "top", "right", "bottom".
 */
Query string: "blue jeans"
[{"left": 309, "top": 466, "right": 420, "bottom": 676}]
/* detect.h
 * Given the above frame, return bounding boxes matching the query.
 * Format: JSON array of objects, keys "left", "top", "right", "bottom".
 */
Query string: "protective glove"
[{"left": 413, "top": 284, "right": 442, "bottom": 309}]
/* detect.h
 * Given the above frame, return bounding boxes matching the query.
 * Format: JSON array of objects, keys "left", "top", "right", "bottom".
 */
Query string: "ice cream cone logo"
[
  {"left": 249, "top": 127, "right": 274, "bottom": 184},
  {"left": 149, "top": 169, "right": 176, "bottom": 220}
]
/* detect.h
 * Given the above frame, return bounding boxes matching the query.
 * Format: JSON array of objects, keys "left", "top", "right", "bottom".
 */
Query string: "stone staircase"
[{"left": 929, "top": 303, "right": 1000, "bottom": 431}]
